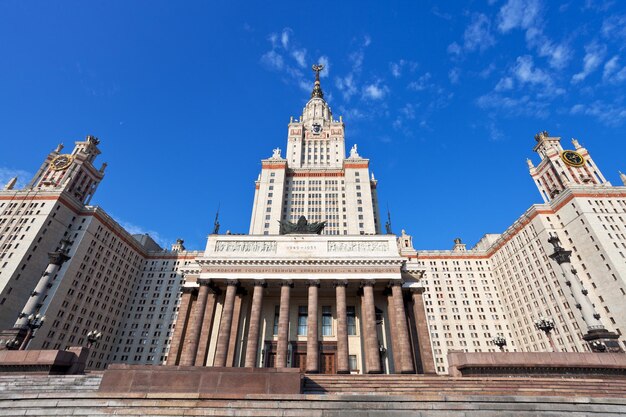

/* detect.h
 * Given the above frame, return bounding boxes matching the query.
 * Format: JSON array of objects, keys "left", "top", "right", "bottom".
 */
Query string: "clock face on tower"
[
  {"left": 312, "top": 123, "right": 322, "bottom": 134},
  {"left": 560, "top": 150, "right": 585, "bottom": 167},
  {"left": 50, "top": 154, "right": 73, "bottom": 171}
]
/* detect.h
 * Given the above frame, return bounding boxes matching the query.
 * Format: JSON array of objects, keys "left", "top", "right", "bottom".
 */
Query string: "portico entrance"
[{"left": 167, "top": 234, "right": 436, "bottom": 375}]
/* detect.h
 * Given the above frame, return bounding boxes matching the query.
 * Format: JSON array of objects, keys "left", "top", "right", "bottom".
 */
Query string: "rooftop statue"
[{"left": 279, "top": 215, "right": 326, "bottom": 235}]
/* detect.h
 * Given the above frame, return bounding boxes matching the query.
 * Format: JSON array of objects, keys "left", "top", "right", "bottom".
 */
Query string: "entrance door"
[
  {"left": 266, "top": 352, "right": 276, "bottom": 368},
  {"left": 320, "top": 353, "right": 336, "bottom": 374},
  {"left": 293, "top": 352, "right": 307, "bottom": 372}
]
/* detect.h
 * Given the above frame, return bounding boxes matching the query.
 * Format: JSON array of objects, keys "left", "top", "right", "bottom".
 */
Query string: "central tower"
[{"left": 249, "top": 65, "right": 382, "bottom": 235}]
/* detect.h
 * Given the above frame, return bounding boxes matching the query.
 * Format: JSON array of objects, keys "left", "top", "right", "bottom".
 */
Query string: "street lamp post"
[
  {"left": 19, "top": 314, "right": 45, "bottom": 350},
  {"left": 5, "top": 339, "right": 20, "bottom": 350},
  {"left": 534, "top": 316, "right": 557, "bottom": 352},
  {"left": 86, "top": 330, "right": 102, "bottom": 349},
  {"left": 492, "top": 334, "right": 507, "bottom": 352}
]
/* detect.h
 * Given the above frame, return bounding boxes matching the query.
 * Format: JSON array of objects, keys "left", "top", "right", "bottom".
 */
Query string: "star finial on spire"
[{"left": 311, "top": 64, "right": 325, "bottom": 99}]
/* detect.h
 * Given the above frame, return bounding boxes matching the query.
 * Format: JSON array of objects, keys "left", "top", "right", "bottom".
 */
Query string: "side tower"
[
  {"left": 27, "top": 135, "right": 106, "bottom": 205},
  {"left": 0, "top": 136, "right": 106, "bottom": 329},
  {"left": 528, "top": 131, "right": 609, "bottom": 202},
  {"left": 249, "top": 65, "right": 381, "bottom": 235}
]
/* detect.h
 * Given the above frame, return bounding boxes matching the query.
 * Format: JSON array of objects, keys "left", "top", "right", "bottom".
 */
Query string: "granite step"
[
  {"left": 0, "top": 394, "right": 624, "bottom": 417},
  {"left": 0, "top": 374, "right": 103, "bottom": 393},
  {"left": 302, "top": 374, "right": 626, "bottom": 397}
]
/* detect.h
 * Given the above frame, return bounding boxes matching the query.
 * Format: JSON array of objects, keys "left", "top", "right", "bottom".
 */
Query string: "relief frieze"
[{"left": 204, "top": 265, "right": 400, "bottom": 274}]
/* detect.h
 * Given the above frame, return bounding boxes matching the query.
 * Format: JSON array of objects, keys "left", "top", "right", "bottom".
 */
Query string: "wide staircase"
[
  {"left": 303, "top": 373, "right": 626, "bottom": 398},
  {"left": 0, "top": 373, "right": 624, "bottom": 416}
]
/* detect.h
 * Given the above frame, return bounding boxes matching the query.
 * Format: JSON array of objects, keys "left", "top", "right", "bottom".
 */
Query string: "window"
[
  {"left": 298, "top": 306, "right": 308, "bottom": 335},
  {"left": 273, "top": 306, "right": 279, "bottom": 335},
  {"left": 349, "top": 355, "right": 357, "bottom": 372},
  {"left": 322, "top": 306, "right": 332, "bottom": 336},
  {"left": 347, "top": 306, "right": 356, "bottom": 335}
]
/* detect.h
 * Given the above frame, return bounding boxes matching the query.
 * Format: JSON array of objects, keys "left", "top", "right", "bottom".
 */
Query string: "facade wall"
[{"left": 403, "top": 186, "right": 626, "bottom": 374}]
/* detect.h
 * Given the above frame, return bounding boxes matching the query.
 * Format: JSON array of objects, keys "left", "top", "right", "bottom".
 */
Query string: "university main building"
[{"left": 1, "top": 67, "right": 625, "bottom": 376}]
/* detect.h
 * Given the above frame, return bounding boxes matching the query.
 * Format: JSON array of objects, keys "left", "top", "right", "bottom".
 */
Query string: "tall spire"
[{"left": 311, "top": 64, "right": 324, "bottom": 99}]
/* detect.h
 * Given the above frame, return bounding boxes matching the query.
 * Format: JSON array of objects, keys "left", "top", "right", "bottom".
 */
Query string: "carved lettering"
[
  {"left": 214, "top": 241, "right": 277, "bottom": 253},
  {"left": 327, "top": 241, "right": 389, "bottom": 252}
]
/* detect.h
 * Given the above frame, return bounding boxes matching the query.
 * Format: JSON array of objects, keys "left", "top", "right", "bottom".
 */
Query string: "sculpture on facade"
[
  {"left": 349, "top": 144, "right": 359, "bottom": 158},
  {"left": 279, "top": 215, "right": 326, "bottom": 234}
]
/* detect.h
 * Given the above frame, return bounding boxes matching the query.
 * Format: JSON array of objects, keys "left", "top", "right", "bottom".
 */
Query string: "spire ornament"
[{"left": 311, "top": 64, "right": 325, "bottom": 99}]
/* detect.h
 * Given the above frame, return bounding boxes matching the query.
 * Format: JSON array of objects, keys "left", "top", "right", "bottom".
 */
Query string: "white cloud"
[
  {"left": 335, "top": 74, "right": 358, "bottom": 100},
  {"left": 570, "top": 100, "right": 626, "bottom": 126},
  {"left": 268, "top": 33, "right": 279, "bottom": 49},
  {"left": 408, "top": 73, "right": 432, "bottom": 91},
  {"left": 603, "top": 55, "right": 626, "bottom": 83},
  {"left": 281, "top": 29, "right": 290, "bottom": 49},
  {"left": 334, "top": 40, "right": 371, "bottom": 101},
  {"left": 448, "top": 68, "right": 460, "bottom": 84},
  {"left": 538, "top": 41, "right": 571, "bottom": 69},
  {"left": 260, "top": 28, "right": 329, "bottom": 92},
  {"left": 498, "top": 0, "right": 542, "bottom": 32},
  {"left": 0, "top": 167, "right": 31, "bottom": 189},
  {"left": 389, "top": 59, "right": 417, "bottom": 78},
  {"left": 572, "top": 42, "right": 607, "bottom": 83},
  {"left": 390, "top": 62, "right": 402, "bottom": 78},
  {"left": 602, "top": 14, "right": 626, "bottom": 41},
  {"left": 514, "top": 55, "right": 552, "bottom": 86},
  {"left": 291, "top": 49, "right": 307, "bottom": 68},
  {"left": 476, "top": 92, "right": 550, "bottom": 118},
  {"left": 447, "top": 14, "right": 495, "bottom": 56},
  {"left": 337, "top": 106, "right": 365, "bottom": 120},
  {"left": 318, "top": 56, "right": 330, "bottom": 78},
  {"left": 525, "top": 27, "right": 572, "bottom": 69},
  {"left": 464, "top": 13, "right": 496, "bottom": 52},
  {"left": 349, "top": 50, "right": 365, "bottom": 74},
  {"left": 115, "top": 217, "right": 172, "bottom": 250},
  {"left": 362, "top": 83, "right": 389, "bottom": 100},
  {"left": 400, "top": 103, "right": 417, "bottom": 120},
  {"left": 260, "top": 50, "right": 284, "bottom": 70},
  {"left": 488, "top": 121, "right": 504, "bottom": 141},
  {"left": 495, "top": 76, "right": 514, "bottom": 91},
  {"left": 447, "top": 42, "right": 462, "bottom": 56}
]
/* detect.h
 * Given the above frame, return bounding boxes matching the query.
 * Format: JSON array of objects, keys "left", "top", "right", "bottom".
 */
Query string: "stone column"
[
  {"left": 384, "top": 288, "right": 401, "bottom": 373},
  {"left": 213, "top": 280, "right": 238, "bottom": 367},
  {"left": 547, "top": 235, "right": 621, "bottom": 352},
  {"left": 306, "top": 280, "right": 320, "bottom": 373},
  {"left": 390, "top": 281, "right": 415, "bottom": 373},
  {"left": 335, "top": 280, "right": 350, "bottom": 374},
  {"left": 226, "top": 290, "right": 244, "bottom": 366},
  {"left": 362, "top": 280, "right": 381, "bottom": 374},
  {"left": 195, "top": 285, "right": 219, "bottom": 366},
  {"left": 276, "top": 281, "right": 292, "bottom": 368},
  {"left": 166, "top": 286, "right": 196, "bottom": 365},
  {"left": 548, "top": 236, "right": 603, "bottom": 330},
  {"left": 244, "top": 281, "right": 265, "bottom": 368},
  {"left": 15, "top": 240, "right": 71, "bottom": 328},
  {"left": 411, "top": 288, "right": 436, "bottom": 374},
  {"left": 179, "top": 281, "right": 211, "bottom": 366}
]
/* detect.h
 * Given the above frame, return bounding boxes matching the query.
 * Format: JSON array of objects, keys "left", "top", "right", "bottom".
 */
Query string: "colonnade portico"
[{"left": 166, "top": 234, "right": 435, "bottom": 375}]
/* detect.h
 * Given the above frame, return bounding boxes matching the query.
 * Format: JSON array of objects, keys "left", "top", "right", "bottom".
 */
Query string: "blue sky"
[{"left": 1, "top": 0, "right": 626, "bottom": 251}]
